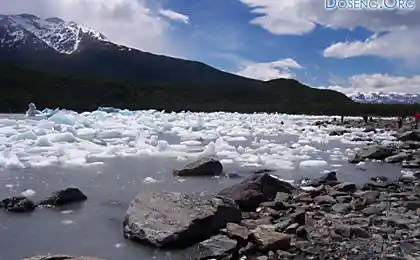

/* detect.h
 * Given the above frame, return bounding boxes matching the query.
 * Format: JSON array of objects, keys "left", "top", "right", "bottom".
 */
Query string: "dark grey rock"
[
  {"left": 362, "top": 202, "right": 387, "bottom": 216},
  {"left": 385, "top": 152, "right": 408, "bottom": 163},
  {"left": 350, "top": 226, "right": 370, "bottom": 238},
  {"left": 0, "top": 197, "right": 36, "bottom": 213},
  {"left": 334, "top": 182, "right": 357, "bottom": 193},
  {"left": 296, "top": 226, "right": 308, "bottom": 239},
  {"left": 274, "top": 192, "right": 290, "bottom": 202},
  {"left": 37, "top": 187, "right": 87, "bottom": 206},
  {"left": 329, "top": 130, "right": 348, "bottom": 136},
  {"left": 218, "top": 173, "right": 295, "bottom": 211},
  {"left": 290, "top": 211, "right": 306, "bottom": 226},
  {"left": 123, "top": 192, "right": 241, "bottom": 248},
  {"left": 398, "top": 131, "right": 420, "bottom": 142},
  {"left": 349, "top": 145, "right": 397, "bottom": 164},
  {"left": 406, "top": 201, "right": 420, "bottom": 210},
  {"left": 285, "top": 223, "right": 299, "bottom": 234},
  {"left": 191, "top": 234, "right": 237, "bottom": 260},
  {"left": 332, "top": 203, "right": 351, "bottom": 214},
  {"left": 173, "top": 157, "right": 223, "bottom": 177},
  {"left": 310, "top": 172, "right": 338, "bottom": 187},
  {"left": 350, "top": 197, "right": 367, "bottom": 211},
  {"left": 314, "top": 195, "right": 336, "bottom": 205},
  {"left": 358, "top": 190, "right": 380, "bottom": 205},
  {"left": 259, "top": 200, "right": 287, "bottom": 211},
  {"left": 370, "top": 176, "right": 389, "bottom": 182}
]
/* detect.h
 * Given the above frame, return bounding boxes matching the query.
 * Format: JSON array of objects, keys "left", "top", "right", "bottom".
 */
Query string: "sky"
[{"left": 1, "top": 0, "right": 420, "bottom": 94}]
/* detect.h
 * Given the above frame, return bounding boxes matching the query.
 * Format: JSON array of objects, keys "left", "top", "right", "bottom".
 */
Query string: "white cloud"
[
  {"left": 159, "top": 9, "right": 189, "bottom": 24},
  {"left": 236, "top": 58, "right": 303, "bottom": 81},
  {"left": 322, "top": 74, "right": 420, "bottom": 94},
  {"left": 239, "top": 0, "right": 420, "bottom": 60},
  {"left": 0, "top": 0, "right": 185, "bottom": 56}
]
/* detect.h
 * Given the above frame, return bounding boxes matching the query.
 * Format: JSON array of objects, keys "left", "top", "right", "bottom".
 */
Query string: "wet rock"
[
  {"left": 290, "top": 211, "right": 306, "bottom": 226},
  {"left": 250, "top": 228, "right": 291, "bottom": 252},
  {"left": 332, "top": 203, "right": 351, "bottom": 214},
  {"left": 23, "top": 256, "right": 105, "bottom": 260},
  {"left": 411, "top": 229, "right": 420, "bottom": 238},
  {"left": 173, "top": 157, "right": 223, "bottom": 177},
  {"left": 334, "top": 182, "right": 357, "bottom": 193},
  {"left": 296, "top": 226, "right": 308, "bottom": 239},
  {"left": 350, "top": 226, "right": 370, "bottom": 238},
  {"left": 241, "top": 218, "right": 272, "bottom": 230},
  {"left": 370, "top": 176, "right": 388, "bottom": 182},
  {"left": 349, "top": 145, "right": 397, "bottom": 164},
  {"left": 123, "top": 192, "right": 241, "bottom": 248},
  {"left": 398, "top": 131, "right": 420, "bottom": 142},
  {"left": 274, "top": 192, "right": 290, "bottom": 202},
  {"left": 222, "top": 223, "right": 250, "bottom": 240},
  {"left": 402, "top": 159, "right": 420, "bottom": 169},
  {"left": 191, "top": 234, "right": 237, "bottom": 260},
  {"left": 329, "top": 130, "right": 348, "bottom": 136},
  {"left": 0, "top": 197, "right": 36, "bottom": 213},
  {"left": 350, "top": 197, "right": 367, "bottom": 211},
  {"left": 334, "top": 225, "right": 351, "bottom": 238},
  {"left": 336, "top": 196, "right": 352, "bottom": 203},
  {"left": 218, "top": 173, "right": 295, "bottom": 211},
  {"left": 37, "top": 187, "right": 87, "bottom": 207},
  {"left": 364, "top": 126, "right": 377, "bottom": 133},
  {"left": 314, "top": 195, "right": 336, "bottom": 205},
  {"left": 259, "top": 200, "right": 287, "bottom": 211},
  {"left": 310, "top": 171, "right": 338, "bottom": 187},
  {"left": 285, "top": 223, "right": 299, "bottom": 234},
  {"left": 385, "top": 152, "right": 408, "bottom": 163}
]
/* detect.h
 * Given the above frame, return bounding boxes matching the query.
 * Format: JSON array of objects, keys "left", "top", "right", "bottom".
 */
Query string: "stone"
[
  {"left": 274, "top": 192, "right": 290, "bottom": 202},
  {"left": 350, "top": 197, "right": 367, "bottom": 211},
  {"left": 296, "top": 226, "right": 308, "bottom": 239},
  {"left": 37, "top": 187, "right": 87, "bottom": 206},
  {"left": 0, "top": 197, "right": 36, "bottom": 213},
  {"left": 123, "top": 192, "right": 241, "bottom": 248},
  {"left": 336, "top": 196, "right": 352, "bottom": 203},
  {"left": 260, "top": 200, "right": 287, "bottom": 211},
  {"left": 310, "top": 171, "right": 338, "bottom": 187},
  {"left": 350, "top": 226, "right": 370, "bottom": 238},
  {"left": 334, "top": 225, "right": 351, "bottom": 238},
  {"left": 362, "top": 202, "right": 387, "bottom": 216},
  {"left": 293, "top": 192, "right": 313, "bottom": 203},
  {"left": 314, "top": 195, "right": 336, "bottom": 205},
  {"left": 285, "top": 223, "right": 299, "bottom": 234},
  {"left": 363, "top": 126, "right": 377, "bottom": 133},
  {"left": 191, "top": 234, "right": 237, "bottom": 260},
  {"left": 218, "top": 173, "right": 295, "bottom": 211},
  {"left": 398, "top": 131, "right": 420, "bottom": 142},
  {"left": 173, "top": 157, "right": 223, "bottom": 177},
  {"left": 222, "top": 223, "right": 251, "bottom": 240},
  {"left": 334, "top": 182, "right": 357, "bottom": 193},
  {"left": 385, "top": 152, "right": 408, "bottom": 163},
  {"left": 349, "top": 145, "right": 397, "bottom": 164},
  {"left": 357, "top": 190, "right": 380, "bottom": 205},
  {"left": 290, "top": 211, "right": 306, "bottom": 226},
  {"left": 406, "top": 201, "right": 420, "bottom": 210},
  {"left": 329, "top": 130, "right": 348, "bottom": 136},
  {"left": 411, "top": 229, "right": 420, "bottom": 238},
  {"left": 250, "top": 228, "right": 291, "bottom": 252},
  {"left": 23, "top": 256, "right": 105, "bottom": 260},
  {"left": 332, "top": 203, "right": 351, "bottom": 214},
  {"left": 370, "top": 176, "right": 389, "bottom": 182}
]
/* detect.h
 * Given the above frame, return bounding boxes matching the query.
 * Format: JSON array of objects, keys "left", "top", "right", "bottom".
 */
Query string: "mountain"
[
  {"left": 348, "top": 92, "right": 420, "bottom": 104},
  {"left": 0, "top": 13, "right": 375, "bottom": 115},
  {"left": 0, "top": 13, "right": 256, "bottom": 86}
]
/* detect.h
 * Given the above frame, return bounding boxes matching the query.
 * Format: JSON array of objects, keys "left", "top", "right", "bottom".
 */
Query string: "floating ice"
[
  {"left": 299, "top": 160, "right": 328, "bottom": 168},
  {"left": 143, "top": 177, "right": 159, "bottom": 184},
  {"left": 61, "top": 220, "right": 74, "bottom": 225},
  {"left": 21, "top": 189, "right": 36, "bottom": 197}
]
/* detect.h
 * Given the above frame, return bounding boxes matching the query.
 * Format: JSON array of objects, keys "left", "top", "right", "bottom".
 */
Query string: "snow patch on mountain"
[
  {"left": 348, "top": 92, "right": 420, "bottom": 104},
  {"left": 0, "top": 14, "right": 108, "bottom": 54}
]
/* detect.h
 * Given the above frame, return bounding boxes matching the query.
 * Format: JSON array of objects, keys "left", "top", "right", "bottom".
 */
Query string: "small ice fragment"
[
  {"left": 5, "top": 184, "right": 13, "bottom": 188},
  {"left": 114, "top": 243, "right": 125, "bottom": 248},
  {"left": 61, "top": 220, "right": 74, "bottom": 225},
  {"left": 61, "top": 210, "right": 74, "bottom": 214},
  {"left": 143, "top": 177, "right": 158, "bottom": 184},
  {"left": 21, "top": 189, "right": 36, "bottom": 197}
]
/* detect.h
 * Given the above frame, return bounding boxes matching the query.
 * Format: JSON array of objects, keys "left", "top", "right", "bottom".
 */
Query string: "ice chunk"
[
  {"left": 157, "top": 140, "right": 169, "bottom": 152},
  {"left": 35, "top": 136, "right": 53, "bottom": 147},
  {"left": 143, "top": 177, "right": 159, "bottom": 184},
  {"left": 21, "top": 189, "right": 36, "bottom": 197},
  {"left": 299, "top": 160, "right": 328, "bottom": 168}
]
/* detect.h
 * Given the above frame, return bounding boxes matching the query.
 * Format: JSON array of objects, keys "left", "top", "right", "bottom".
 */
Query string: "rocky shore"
[{"left": 9, "top": 122, "right": 420, "bottom": 260}]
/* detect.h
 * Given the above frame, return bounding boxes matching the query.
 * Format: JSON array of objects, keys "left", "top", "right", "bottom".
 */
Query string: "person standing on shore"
[{"left": 415, "top": 112, "right": 420, "bottom": 129}]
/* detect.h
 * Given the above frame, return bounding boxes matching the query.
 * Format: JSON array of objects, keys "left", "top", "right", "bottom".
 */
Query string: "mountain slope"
[{"left": 349, "top": 92, "right": 420, "bottom": 104}]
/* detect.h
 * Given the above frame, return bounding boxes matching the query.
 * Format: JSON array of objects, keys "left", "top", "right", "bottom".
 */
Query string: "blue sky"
[{"left": 2, "top": 0, "right": 420, "bottom": 94}]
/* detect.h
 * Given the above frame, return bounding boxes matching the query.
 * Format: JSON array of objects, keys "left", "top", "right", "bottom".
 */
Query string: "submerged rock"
[
  {"left": 173, "top": 157, "right": 223, "bottom": 177},
  {"left": 37, "top": 187, "right": 87, "bottom": 207},
  {"left": 123, "top": 191, "right": 241, "bottom": 249},
  {"left": 349, "top": 145, "right": 397, "bottom": 164},
  {"left": 218, "top": 173, "right": 295, "bottom": 211},
  {"left": 0, "top": 197, "right": 36, "bottom": 213},
  {"left": 23, "top": 256, "right": 105, "bottom": 260}
]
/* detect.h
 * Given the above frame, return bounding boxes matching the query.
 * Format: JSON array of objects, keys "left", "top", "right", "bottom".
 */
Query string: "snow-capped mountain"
[
  {"left": 348, "top": 92, "right": 420, "bottom": 104},
  {"left": 0, "top": 13, "right": 108, "bottom": 54}
]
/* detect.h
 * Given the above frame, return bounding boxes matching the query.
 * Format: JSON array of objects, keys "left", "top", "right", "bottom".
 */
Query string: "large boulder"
[
  {"left": 0, "top": 197, "right": 36, "bottom": 213},
  {"left": 23, "top": 256, "right": 105, "bottom": 260},
  {"left": 398, "top": 131, "right": 420, "bottom": 142},
  {"left": 123, "top": 192, "right": 241, "bottom": 249},
  {"left": 173, "top": 157, "right": 223, "bottom": 177},
  {"left": 37, "top": 187, "right": 87, "bottom": 207},
  {"left": 217, "top": 173, "right": 295, "bottom": 211},
  {"left": 349, "top": 145, "right": 397, "bottom": 164}
]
